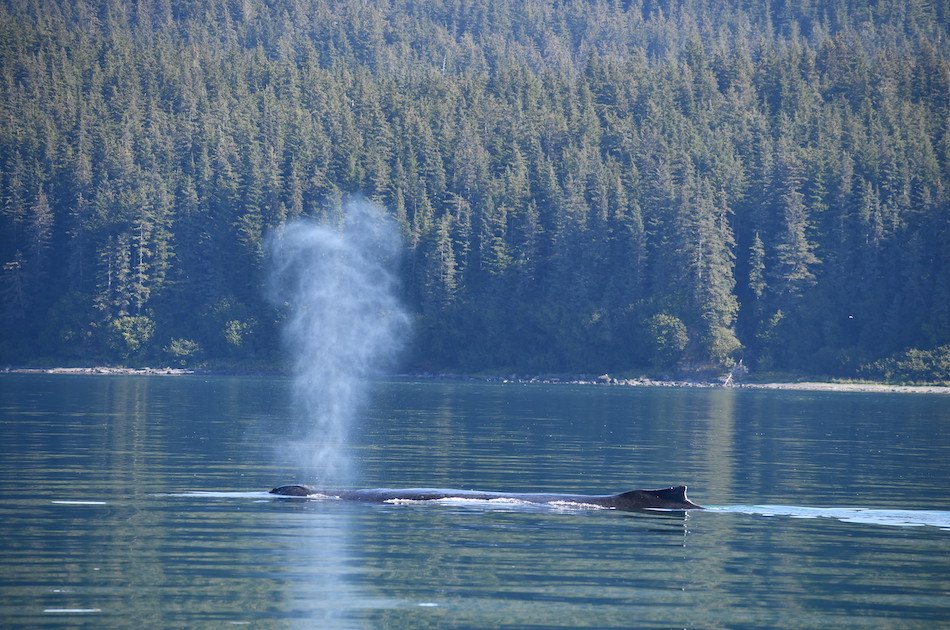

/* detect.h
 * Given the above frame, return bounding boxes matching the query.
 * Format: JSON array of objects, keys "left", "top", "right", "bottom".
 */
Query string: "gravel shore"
[
  {"left": 4, "top": 367, "right": 946, "bottom": 393},
  {"left": 5, "top": 366, "right": 193, "bottom": 376}
]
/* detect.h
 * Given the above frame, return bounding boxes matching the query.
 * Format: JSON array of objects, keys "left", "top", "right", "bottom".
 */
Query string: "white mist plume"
[{"left": 267, "top": 198, "right": 410, "bottom": 485}]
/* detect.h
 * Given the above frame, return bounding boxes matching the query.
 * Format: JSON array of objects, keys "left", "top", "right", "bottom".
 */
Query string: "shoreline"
[
  {"left": 4, "top": 366, "right": 947, "bottom": 394},
  {"left": 412, "top": 373, "right": 949, "bottom": 395},
  {"left": 4, "top": 366, "right": 194, "bottom": 376},
  {"left": 733, "top": 381, "right": 949, "bottom": 395}
]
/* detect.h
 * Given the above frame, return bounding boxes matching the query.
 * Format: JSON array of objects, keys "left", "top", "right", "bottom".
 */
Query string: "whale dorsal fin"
[
  {"left": 645, "top": 485, "right": 688, "bottom": 502},
  {"left": 613, "top": 485, "right": 692, "bottom": 508}
]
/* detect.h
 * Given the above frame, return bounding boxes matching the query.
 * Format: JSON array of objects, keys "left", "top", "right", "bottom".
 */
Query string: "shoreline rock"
[
  {"left": 403, "top": 372, "right": 948, "bottom": 394},
  {"left": 3, "top": 367, "right": 946, "bottom": 393},
  {"left": 734, "top": 381, "right": 949, "bottom": 395},
  {"left": 4, "top": 366, "right": 193, "bottom": 376}
]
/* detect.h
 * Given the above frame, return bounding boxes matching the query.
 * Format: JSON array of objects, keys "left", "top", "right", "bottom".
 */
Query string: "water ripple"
[{"left": 707, "top": 505, "right": 950, "bottom": 531}]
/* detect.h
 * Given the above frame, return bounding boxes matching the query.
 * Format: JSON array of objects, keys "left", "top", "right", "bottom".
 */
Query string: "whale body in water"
[{"left": 269, "top": 485, "right": 702, "bottom": 510}]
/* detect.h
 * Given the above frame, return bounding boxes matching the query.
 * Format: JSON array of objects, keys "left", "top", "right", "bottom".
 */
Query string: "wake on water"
[
  {"left": 164, "top": 492, "right": 950, "bottom": 531},
  {"left": 705, "top": 505, "right": 950, "bottom": 531}
]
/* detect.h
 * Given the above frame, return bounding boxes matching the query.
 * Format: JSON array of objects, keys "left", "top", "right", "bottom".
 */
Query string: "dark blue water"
[{"left": 1, "top": 374, "right": 948, "bottom": 627}]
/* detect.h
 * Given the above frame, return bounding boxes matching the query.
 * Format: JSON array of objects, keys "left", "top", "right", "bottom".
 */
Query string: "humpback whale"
[{"left": 269, "top": 485, "right": 702, "bottom": 510}]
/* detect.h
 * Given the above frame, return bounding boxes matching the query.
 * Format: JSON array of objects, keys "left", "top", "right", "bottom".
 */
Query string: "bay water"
[{"left": 0, "top": 374, "right": 947, "bottom": 627}]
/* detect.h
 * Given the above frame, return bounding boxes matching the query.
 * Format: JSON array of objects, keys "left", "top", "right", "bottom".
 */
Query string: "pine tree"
[
  {"left": 772, "top": 141, "right": 820, "bottom": 304},
  {"left": 748, "top": 232, "right": 767, "bottom": 312},
  {"left": 423, "top": 212, "right": 458, "bottom": 310}
]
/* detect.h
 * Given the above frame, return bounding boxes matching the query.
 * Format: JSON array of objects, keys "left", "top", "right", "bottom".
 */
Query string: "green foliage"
[
  {"left": 224, "top": 319, "right": 257, "bottom": 352},
  {"left": 0, "top": 0, "right": 946, "bottom": 379},
  {"left": 861, "top": 346, "right": 950, "bottom": 384},
  {"left": 41, "top": 292, "right": 97, "bottom": 358},
  {"left": 107, "top": 316, "right": 155, "bottom": 359},
  {"left": 647, "top": 314, "right": 689, "bottom": 370},
  {"left": 199, "top": 299, "right": 261, "bottom": 358},
  {"left": 706, "top": 326, "right": 742, "bottom": 368},
  {"left": 754, "top": 310, "right": 786, "bottom": 370},
  {"left": 166, "top": 338, "right": 201, "bottom": 366}
]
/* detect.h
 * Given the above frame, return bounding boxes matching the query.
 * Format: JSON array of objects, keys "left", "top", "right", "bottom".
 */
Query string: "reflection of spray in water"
[{"left": 267, "top": 198, "right": 410, "bottom": 485}]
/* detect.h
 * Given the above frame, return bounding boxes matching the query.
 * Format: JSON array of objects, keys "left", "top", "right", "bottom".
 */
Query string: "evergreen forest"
[{"left": 1, "top": 0, "right": 948, "bottom": 381}]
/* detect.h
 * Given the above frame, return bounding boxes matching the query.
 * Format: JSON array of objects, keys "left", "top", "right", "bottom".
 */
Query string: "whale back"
[
  {"left": 268, "top": 484, "right": 703, "bottom": 510},
  {"left": 270, "top": 484, "right": 314, "bottom": 497},
  {"left": 611, "top": 485, "right": 699, "bottom": 510}
]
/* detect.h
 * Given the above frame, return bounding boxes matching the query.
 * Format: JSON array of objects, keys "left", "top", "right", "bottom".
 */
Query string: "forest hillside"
[{"left": 1, "top": 0, "right": 948, "bottom": 380}]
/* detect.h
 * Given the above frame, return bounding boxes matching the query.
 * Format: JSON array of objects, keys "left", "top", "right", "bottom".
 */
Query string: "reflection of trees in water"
[
  {"left": 26, "top": 376, "right": 344, "bottom": 625},
  {"left": 699, "top": 388, "right": 738, "bottom": 501}
]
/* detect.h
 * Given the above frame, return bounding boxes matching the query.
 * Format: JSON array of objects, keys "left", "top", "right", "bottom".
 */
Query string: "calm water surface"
[{"left": 0, "top": 374, "right": 948, "bottom": 627}]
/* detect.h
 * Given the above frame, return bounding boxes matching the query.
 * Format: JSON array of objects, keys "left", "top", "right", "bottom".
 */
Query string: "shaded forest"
[{"left": 1, "top": 0, "right": 948, "bottom": 380}]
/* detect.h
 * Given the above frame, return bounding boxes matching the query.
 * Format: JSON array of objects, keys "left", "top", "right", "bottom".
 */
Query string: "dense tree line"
[{"left": 1, "top": 0, "right": 948, "bottom": 379}]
